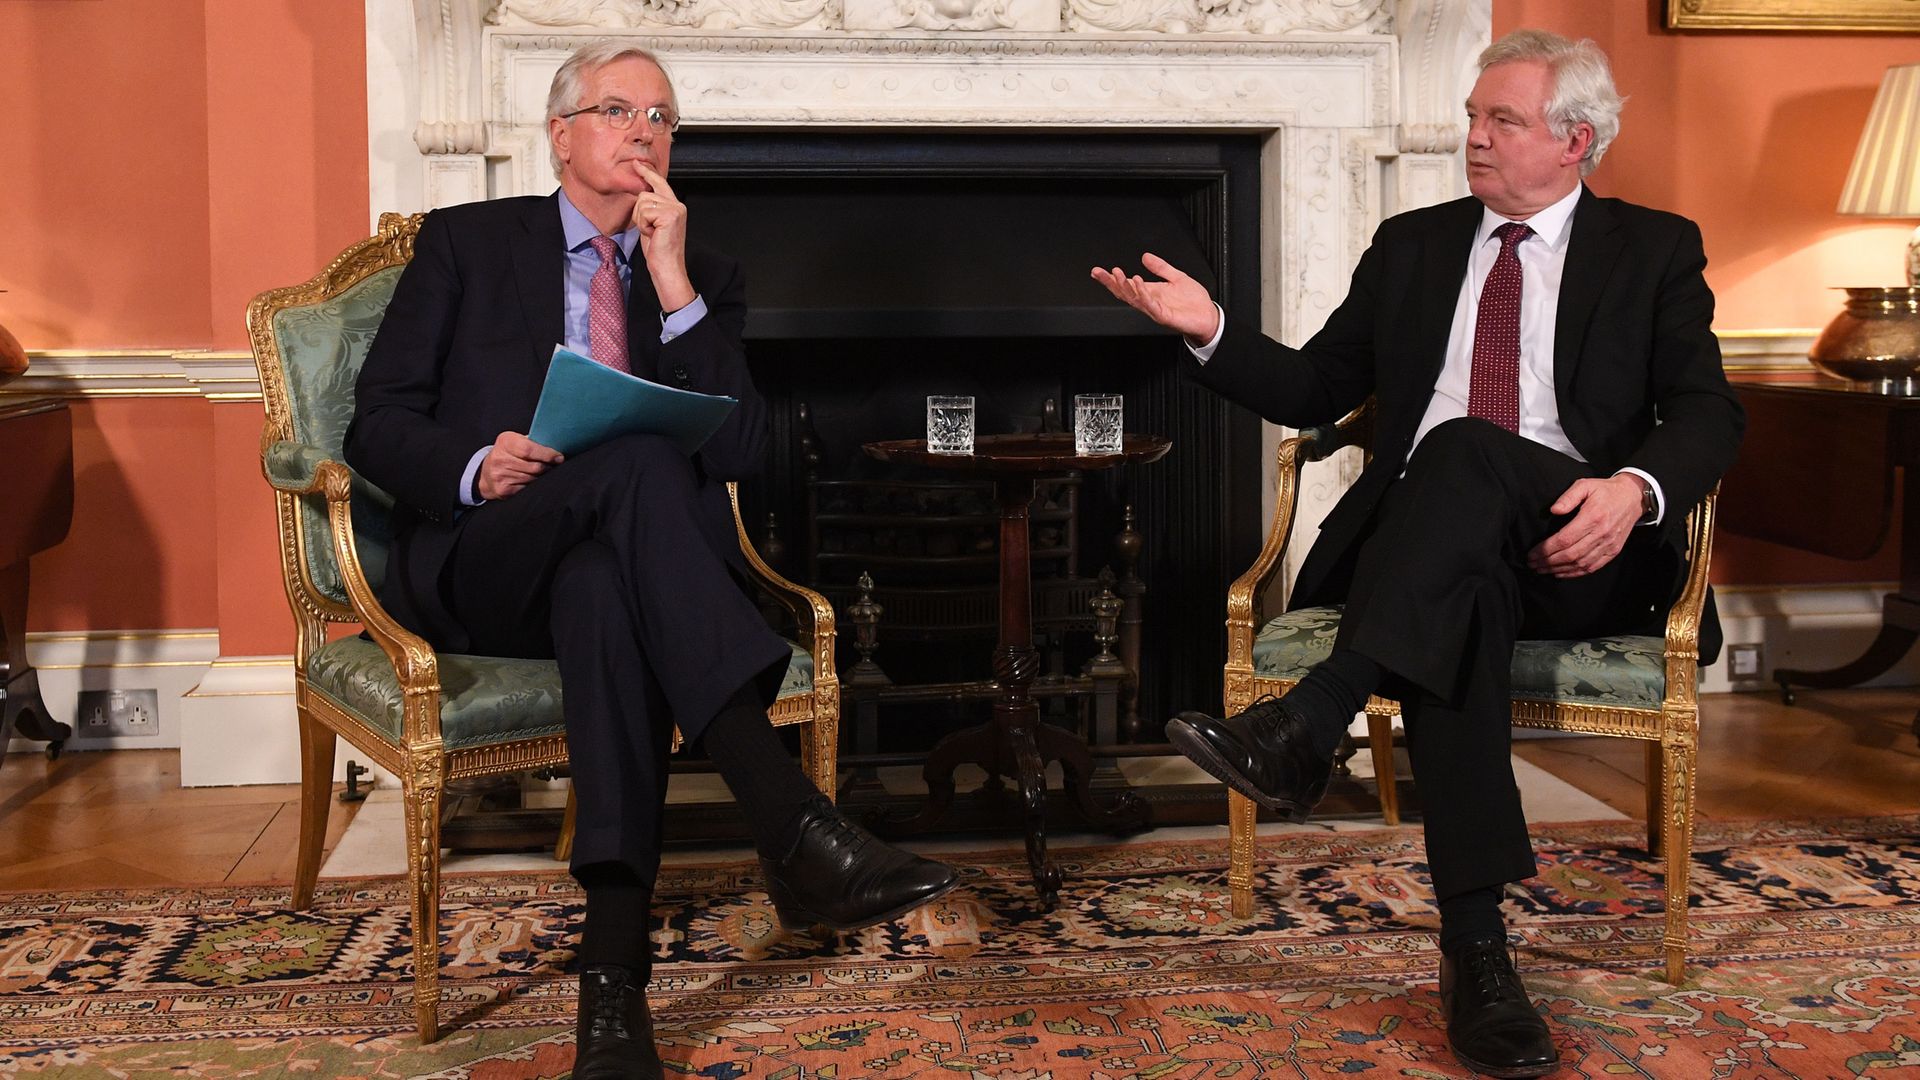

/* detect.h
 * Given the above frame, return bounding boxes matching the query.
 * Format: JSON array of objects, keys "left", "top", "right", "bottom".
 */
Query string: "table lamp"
[
  {"left": 1810, "top": 62, "right": 1920, "bottom": 391},
  {"left": 0, "top": 293, "right": 24, "bottom": 388}
]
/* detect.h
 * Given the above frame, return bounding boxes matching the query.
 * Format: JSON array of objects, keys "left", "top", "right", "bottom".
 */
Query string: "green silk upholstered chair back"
[
  {"left": 248, "top": 212, "right": 841, "bottom": 1044},
  {"left": 1218, "top": 406, "right": 1716, "bottom": 986}
]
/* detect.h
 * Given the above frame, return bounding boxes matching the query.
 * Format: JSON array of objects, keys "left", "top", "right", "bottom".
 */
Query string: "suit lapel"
[
  {"left": 510, "top": 195, "right": 567, "bottom": 364},
  {"left": 1409, "top": 199, "right": 1481, "bottom": 396},
  {"left": 625, "top": 250, "right": 661, "bottom": 381},
  {"left": 1552, "top": 186, "right": 1623, "bottom": 410}
]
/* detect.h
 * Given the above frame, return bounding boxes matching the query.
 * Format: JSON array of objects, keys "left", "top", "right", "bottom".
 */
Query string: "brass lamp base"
[
  {"left": 0, "top": 320, "right": 26, "bottom": 389},
  {"left": 1809, "top": 286, "right": 1920, "bottom": 394}
]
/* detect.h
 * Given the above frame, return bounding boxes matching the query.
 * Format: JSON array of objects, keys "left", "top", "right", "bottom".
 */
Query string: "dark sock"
[
  {"left": 576, "top": 862, "right": 653, "bottom": 975},
  {"left": 1438, "top": 884, "right": 1507, "bottom": 952},
  {"left": 699, "top": 679, "right": 823, "bottom": 859},
  {"left": 1280, "top": 649, "right": 1386, "bottom": 759}
]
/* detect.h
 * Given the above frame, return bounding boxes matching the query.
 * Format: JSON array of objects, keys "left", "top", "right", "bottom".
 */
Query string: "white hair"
[
  {"left": 546, "top": 42, "right": 678, "bottom": 179},
  {"left": 1478, "top": 28, "right": 1625, "bottom": 177}
]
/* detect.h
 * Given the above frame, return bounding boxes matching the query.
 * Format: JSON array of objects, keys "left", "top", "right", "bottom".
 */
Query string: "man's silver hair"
[
  {"left": 1478, "top": 28, "right": 1624, "bottom": 177},
  {"left": 545, "top": 42, "right": 678, "bottom": 178}
]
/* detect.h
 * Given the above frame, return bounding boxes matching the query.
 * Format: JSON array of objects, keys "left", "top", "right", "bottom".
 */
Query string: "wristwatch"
[{"left": 1633, "top": 474, "right": 1658, "bottom": 524}]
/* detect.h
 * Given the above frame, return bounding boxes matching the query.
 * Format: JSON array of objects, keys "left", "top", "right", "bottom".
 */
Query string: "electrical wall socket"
[
  {"left": 1726, "top": 643, "right": 1763, "bottom": 680},
  {"left": 76, "top": 688, "right": 161, "bottom": 738}
]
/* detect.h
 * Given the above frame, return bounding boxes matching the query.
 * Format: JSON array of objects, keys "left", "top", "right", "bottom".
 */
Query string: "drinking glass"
[
  {"left": 927, "top": 395, "right": 975, "bottom": 454},
  {"left": 1074, "top": 393, "right": 1124, "bottom": 456}
]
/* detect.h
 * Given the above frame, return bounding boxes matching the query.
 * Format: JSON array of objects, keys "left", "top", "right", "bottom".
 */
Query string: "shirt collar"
[
  {"left": 557, "top": 188, "right": 640, "bottom": 261},
  {"left": 1476, "top": 183, "right": 1582, "bottom": 252}
]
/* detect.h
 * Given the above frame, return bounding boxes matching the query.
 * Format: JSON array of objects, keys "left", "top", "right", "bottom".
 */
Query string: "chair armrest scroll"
[
  {"left": 315, "top": 460, "right": 443, "bottom": 741},
  {"left": 263, "top": 440, "right": 337, "bottom": 494}
]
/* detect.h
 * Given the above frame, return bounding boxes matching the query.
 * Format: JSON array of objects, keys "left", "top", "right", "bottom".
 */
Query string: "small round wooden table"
[{"left": 863, "top": 432, "right": 1171, "bottom": 906}]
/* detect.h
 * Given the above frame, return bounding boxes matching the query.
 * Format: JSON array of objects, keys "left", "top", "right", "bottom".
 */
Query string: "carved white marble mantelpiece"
[{"left": 364, "top": 0, "right": 1493, "bottom": 582}]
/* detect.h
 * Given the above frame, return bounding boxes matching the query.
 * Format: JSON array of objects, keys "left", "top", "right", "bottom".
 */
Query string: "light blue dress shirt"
[{"left": 459, "top": 189, "right": 710, "bottom": 506}]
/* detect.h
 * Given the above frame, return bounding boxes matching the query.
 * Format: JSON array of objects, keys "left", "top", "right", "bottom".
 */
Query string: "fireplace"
[{"left": 674, "top": 131, "right": 1264, "bottom": 724}]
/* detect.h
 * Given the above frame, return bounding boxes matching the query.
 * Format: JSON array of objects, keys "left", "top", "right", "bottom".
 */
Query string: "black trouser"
[
  {"left": 438, "top": 434, "right": 791, "bottom": 879},
  {"left": 1331, "top": 418, "right": 1671, "bottom": 901}
]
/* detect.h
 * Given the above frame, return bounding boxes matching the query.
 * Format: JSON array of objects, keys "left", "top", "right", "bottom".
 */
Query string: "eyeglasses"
[{"left": 560, "top": 101, "right": 680, "bottom": 135}]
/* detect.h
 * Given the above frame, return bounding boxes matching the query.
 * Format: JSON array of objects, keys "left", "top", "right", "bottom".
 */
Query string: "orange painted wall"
[
  {"left": 5, "top": 0, "right": 367, "bottom": 654},
  {"left": 0, "top": 3, "right": 213, "bottom": 347},
  {"left": 28, "top": 399, "right": 220, "bottom": 633},
  {"left": 1496, "top": 1, "right": 1919, "bottom": 585}
]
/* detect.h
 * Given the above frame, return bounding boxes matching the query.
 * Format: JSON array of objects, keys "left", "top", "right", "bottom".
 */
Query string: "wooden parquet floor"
[{"left": 0, "top": 686, "right": 1915, "bottom": 891}]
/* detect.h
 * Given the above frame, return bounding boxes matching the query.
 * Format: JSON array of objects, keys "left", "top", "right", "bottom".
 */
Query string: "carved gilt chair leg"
[
  {"left": 1365, "top": 712, "right": 1400, "bottom": 826},
  {"left": 403, "top": 752, "right": 447, "bottom": 1043},
  {"left": 1644, "top": 740, "right": 1665, "bottom": 856},
  {"left": 1660, "top": 726, "right": 1698, "bottom": 985},
  {"left": 1228, "top": 789, "right": 1258, "bottom": 919},
  {"left": 805, "top": 709, "right": 839, "bottom": 801},
  {"left": 292, "top": 706, "right": 335, "bottom": 910},
  {"left": 555, "top": 786, "right": 577, "bottom": 863}
]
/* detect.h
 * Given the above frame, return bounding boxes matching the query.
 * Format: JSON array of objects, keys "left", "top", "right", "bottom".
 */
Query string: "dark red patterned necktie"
[
  {"left": 587, "top": 235, "right": 630, "bottom": 374},
  {"left": 1467, "top": 222, "right": 1531, "bottom": 433}
]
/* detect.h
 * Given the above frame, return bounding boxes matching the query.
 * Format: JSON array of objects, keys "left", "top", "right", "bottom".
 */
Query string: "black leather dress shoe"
[
  {"left": 1164, "top": 696, "right": 1334, "bottom": 820},
  {"left": 1439, "top": 937, "right": 1560, "bottom": 1078},
  {"left": 574, "top": 964, "right": 663, "bottom": 1079},
  {"left": 762, "top": 796, "right": 959, "bottom": 931}
]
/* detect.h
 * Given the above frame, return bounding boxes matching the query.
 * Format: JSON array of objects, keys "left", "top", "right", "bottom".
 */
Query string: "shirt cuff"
[
  {"left": 1616, "top": 467, "right": 1664, "bottom": 526},
  {"left": 1187, "top": 303, "right": 1226, "bottom": 363},
  {"left": 659, "top": 294, "right": 707, "bottom": 344},
  {"left": 459, "top": 446, "right": 492, "bottom": 507}
]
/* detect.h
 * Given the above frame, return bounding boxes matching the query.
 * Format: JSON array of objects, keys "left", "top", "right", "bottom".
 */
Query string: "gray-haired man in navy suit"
[{"left": 346, "top": 42, "right": 957, "bottom": 1079}]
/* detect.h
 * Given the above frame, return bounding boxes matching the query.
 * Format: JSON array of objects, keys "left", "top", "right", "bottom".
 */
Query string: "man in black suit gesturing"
[
  {"left": 346, "top": 42, "right": 956, "bottom": 1078},
  {"left": 1094, "top": 29, "right": 1742, "bottom": 1077}
]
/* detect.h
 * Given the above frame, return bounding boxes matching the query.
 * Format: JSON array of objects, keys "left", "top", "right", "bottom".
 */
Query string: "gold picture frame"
[{"left": 1669, "top": 0, "right": 1920, "bottom": 32}]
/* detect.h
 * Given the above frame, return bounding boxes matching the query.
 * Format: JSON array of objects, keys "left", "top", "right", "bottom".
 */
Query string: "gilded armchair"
[
  {"left": 1220, "top": 408, "right": 1716, "bottom": 984},
  {"left": 248, "top": 211, "right": 840, "bottom": 1043}
]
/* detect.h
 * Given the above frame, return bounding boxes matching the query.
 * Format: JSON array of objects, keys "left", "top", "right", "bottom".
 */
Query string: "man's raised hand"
[
  {"left": 1090, "top": 253, "right": 1221, "bottom": 345},
  {"left": 477, "top": 432, "right": 563, "bottom": 502},
  {"left": 631, "top": 163, "right": 696, "bottom": 313}
]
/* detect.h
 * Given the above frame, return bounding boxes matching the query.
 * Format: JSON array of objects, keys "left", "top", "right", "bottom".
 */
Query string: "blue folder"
[{"left": 526, "top": 346, "right": 738, "bottom": 457}]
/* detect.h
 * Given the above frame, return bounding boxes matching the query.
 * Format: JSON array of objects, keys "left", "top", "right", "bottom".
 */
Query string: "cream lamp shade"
[{"left": 1838, "top": 62, "right": 1920, "bottom": 285}]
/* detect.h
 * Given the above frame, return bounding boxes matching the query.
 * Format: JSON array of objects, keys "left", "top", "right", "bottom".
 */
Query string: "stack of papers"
[{"left": 526, "top": 346, "right": 738, "bottom": 457}]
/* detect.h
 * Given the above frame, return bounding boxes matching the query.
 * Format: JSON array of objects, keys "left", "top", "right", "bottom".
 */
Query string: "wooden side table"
[
  {"left": 1719, "top": 379, "right": 1920, "bottom": 718},
  {"left": 864, "top": 432, "right": 1170, "bottom": 906}
]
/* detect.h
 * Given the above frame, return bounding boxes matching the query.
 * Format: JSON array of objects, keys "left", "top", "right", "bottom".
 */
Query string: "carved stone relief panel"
[
  {"left": 842, "top": 0, "right": 1062, "bottom": 32},
  {"left": 488, "top": 0, "right": 841, "bottom": 31},
  {"left": 1065, "top": 0, "right": 1391, "bottom": 35}
]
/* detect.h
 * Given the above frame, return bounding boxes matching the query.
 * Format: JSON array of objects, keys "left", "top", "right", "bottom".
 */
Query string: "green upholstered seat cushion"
[
  {"left": 307, "top": 635, "right": 817, "bottom": 751},
  {"left": 1251, "top": 605, "right": 1667, "bottom": 710},
  {"left": 269, "top": 266, "right": 403, "bottom": 606}
]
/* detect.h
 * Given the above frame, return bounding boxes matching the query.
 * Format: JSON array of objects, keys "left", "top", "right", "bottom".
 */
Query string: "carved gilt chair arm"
[
  {"left": 314, "top": 460, "right": 443, "bottom": 742},
  {"left": 1661, "top": 487, "right": 1719, "bottom": 697},
  {"left": 1226, "top": 432, "right": 1315, "bottom": 640},
  {"left": 727, "top": 483, "right": 838, "bottom": 680}
]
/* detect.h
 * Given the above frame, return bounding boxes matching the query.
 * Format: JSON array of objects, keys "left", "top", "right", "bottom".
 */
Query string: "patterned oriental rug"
[{"left": 4, "top": 818, "right": 1920, "bottom": 1079}]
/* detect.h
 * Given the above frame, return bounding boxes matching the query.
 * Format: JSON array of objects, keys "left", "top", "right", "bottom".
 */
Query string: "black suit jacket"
[
  {"left": 1192, "top": 188, "right": 1744, "bottom": 634},
  {"left": 343, "top": 193, "right": 767, "bottom": 651}
]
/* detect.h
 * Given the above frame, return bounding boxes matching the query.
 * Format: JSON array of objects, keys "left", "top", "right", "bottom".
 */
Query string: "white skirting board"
[
  {"left": 177, "top": 656, "right": 397, "bottom": 789},
  {"left": 6, "top": 630, "right": 219, "bottom": 753},
  {"left": 1702, "top": 584, "right": 1920, "bottom": 694},
  {"left": 15, "top": 587, "right": 1916, "bottom": 784}
]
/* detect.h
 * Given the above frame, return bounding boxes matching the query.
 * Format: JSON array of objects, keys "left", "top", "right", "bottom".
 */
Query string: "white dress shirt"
[{"left": 1190, "top": 184, "right": 1664, "bottom": 523}]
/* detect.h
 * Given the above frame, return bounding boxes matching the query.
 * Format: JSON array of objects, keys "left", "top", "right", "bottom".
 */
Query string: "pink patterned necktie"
[
  {"left": 587, "top": 235, "right": 630, "bottom": 374},
  {"left": 1467, "top": 221, "right": 1531, "bottom": 433}
]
